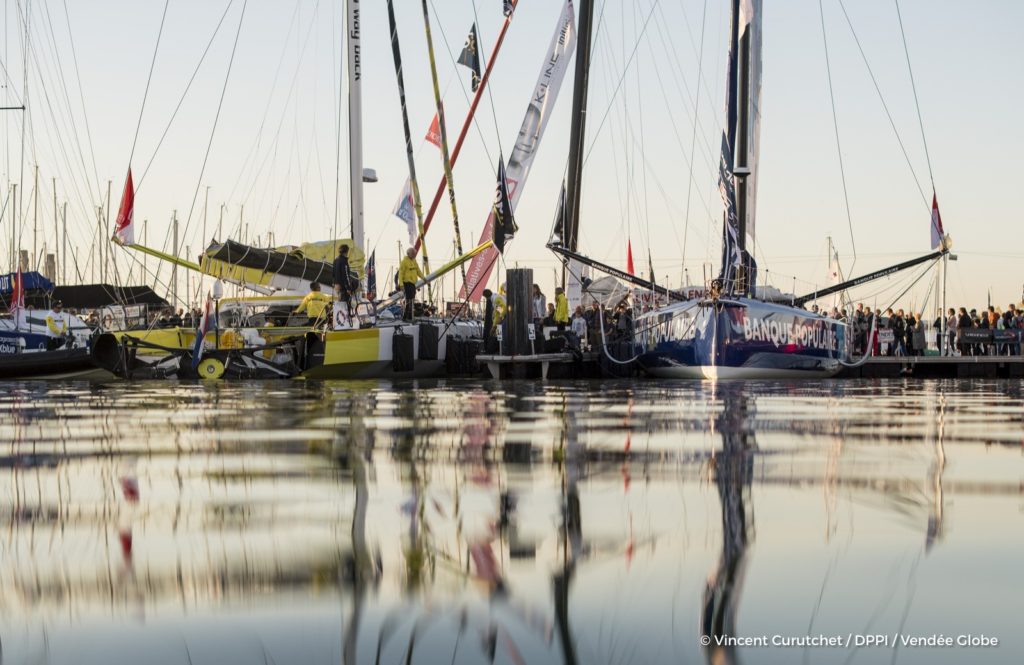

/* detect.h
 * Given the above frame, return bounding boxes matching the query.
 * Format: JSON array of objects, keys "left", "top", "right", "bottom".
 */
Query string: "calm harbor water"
[{"left": 0, "top": 379, "right": 1021, "bottom": 665}]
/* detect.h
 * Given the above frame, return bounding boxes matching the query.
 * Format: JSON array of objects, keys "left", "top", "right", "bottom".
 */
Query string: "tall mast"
[
  {"left": 420, "top": 0, "right": 466, "bottom": 285},
  {"left": 386, "top": 0, "right": 429, "bottom": 274},
  {"left": 564, "top": 0, "right": 595, "bottom": 256},
  {"left": 347, "top": 0, "right": 365, "bottom": 251}
]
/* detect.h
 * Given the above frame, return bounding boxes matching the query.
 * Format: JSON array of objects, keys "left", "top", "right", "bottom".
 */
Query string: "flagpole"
[
  {"left": 419, "top": 0, "right": 468, "bottom": 285},
  {"left": 386, "top": 0, "right": 432, "bottom": 302},
  {"left": 413, "top": 0, "right": 520, "bottom": 255}
]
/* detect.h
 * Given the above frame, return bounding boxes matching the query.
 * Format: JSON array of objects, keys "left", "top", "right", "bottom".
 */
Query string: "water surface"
[{"left": 1, "top": 379, "right": 1021, "bottom": 664}]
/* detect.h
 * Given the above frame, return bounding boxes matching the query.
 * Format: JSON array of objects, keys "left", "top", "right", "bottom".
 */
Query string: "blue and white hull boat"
[{"left": 636, "top": 297, "right": 848, "bottom": 379}]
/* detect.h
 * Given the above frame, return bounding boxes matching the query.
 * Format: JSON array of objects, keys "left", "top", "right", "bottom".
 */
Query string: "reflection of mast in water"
[
  {"left": 926, "top": 392, "right": 947, "bottom": 552},
  {"left": 554, "top": 390, "right": 585, "bottom": 665},
  {"left": 702, "top": 385, "right": 756, "bottom": 665},
  {"left": 334, "top": 393, "right": 381, "bottom": 665}
]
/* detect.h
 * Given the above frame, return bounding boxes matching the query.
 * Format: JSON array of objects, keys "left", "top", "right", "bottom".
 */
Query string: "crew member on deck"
[
  {"left": 399, "top": 248, "right": 426, "bottom": 321},
  {"left": 294, "top": 282, "right": 331, "bottom": 324},
  {"left": 554, "top": 287, "right": 569, "bottom": 331},
  {"left": 333, "top": 244, "right": 356, "bottom": 317},
  {"left": 45, "top": 301, "right": 70, "bottom": 350}
]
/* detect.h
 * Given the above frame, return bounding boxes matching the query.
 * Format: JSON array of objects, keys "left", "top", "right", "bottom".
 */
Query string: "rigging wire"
[
  {"left": 681, "top": 0, "right": 708, "bottom": 275},
  {"left": 156, "top": 0, "right": 248, "bottom": 299},
  {"left": 893, "top": 0, "right": 936, "bottom": 193},
  {"left": 128, "top": 0, "right": 170, "bottom": 166},
  {"left": 137, "top": 0, "right": 237, "bottom": 191},
  {"left": 836, "top": 0, "right": 929, "bottom": 210},
  {"left": 818, "top": 0, "right": 857, "bottom": 274}
]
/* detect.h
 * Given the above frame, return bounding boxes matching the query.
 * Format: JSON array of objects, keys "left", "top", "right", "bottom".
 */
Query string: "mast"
[
  {"left": 564, "top": 0, "right": 595, "bottom": 258},
  {"left": 347, "top": 0, "right": 365, "bottom": 251},
  {"left": 386, "top": 0, "right": 430, "bottom": 276},
  {"left": 412, "top": 0, "right": 520, "bottom": 255},
  {"left": 32, "top": 165, "right": 38, "bottom": 271},
  {"left": 419, "top": 0, "right": 466, "bottom": 284},
  {"left": 52, "top": 178, "right": 57, "bottom": 283}
]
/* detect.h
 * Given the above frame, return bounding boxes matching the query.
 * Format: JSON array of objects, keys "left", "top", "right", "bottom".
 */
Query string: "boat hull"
[
  {"left": 301, "top": 320, "right": 482, "bottom": 380},
  {"left": 0, "top": 347, "right": 105, "bottom": 380},
  {"left": 636, "top": 298, "right": 848, "bottom": 379}
]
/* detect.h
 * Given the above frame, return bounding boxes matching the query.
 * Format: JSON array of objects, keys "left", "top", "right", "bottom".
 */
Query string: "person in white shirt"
[{"left": 531, "top": 284, "right": 546, "bottom": 323}]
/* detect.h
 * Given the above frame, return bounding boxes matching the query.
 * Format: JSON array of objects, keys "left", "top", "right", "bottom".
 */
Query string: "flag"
[
  {"left": 391, "top": 178, "right": 417, "bottom": 244},
  {"left": 503, "top": 0, "right": 515, "bottom": 17},
  {"left": 113, "top": 168, "right": 135, "bottom": 245},
  {"left": 10, "top": 267, "right": 24, "bottom": 314},
  {"left": 425, "top": 111, "right": 442, "bottom": 148},
  {"left": 626, "top": 239, "right": 635, "bottom": 275},
  {"left": 457, "top": 24, "right": 482, "bottom": 92},
  {"left": 366, "top": 251, "right": 377, "bottom": 301},
  {"left": 191, "top": 294, "right": 217, "bottom": 370},
  {"left": 930, "top": 192, "right": 945, "bottom": 250},
  {"left": 492, "top": 158, "right": 516, "bottom": 253}
]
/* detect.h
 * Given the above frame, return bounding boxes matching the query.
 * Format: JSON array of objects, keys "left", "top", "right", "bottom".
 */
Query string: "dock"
[{"left": 839, "top": 355, "right": 1024, "bottom": 378}]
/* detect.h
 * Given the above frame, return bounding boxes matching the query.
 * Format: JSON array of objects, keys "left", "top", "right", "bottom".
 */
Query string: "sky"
[{"left": 0, "top": 0, "right": 1021, "bottom": 312}]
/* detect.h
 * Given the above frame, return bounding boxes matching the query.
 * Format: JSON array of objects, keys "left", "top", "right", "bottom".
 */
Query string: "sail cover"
[
  {"left": 718, "top": 0, "right": 762, "bottom": 291},
  {"left": 202, "top": 239, "right": 364, "bottom": 290}
]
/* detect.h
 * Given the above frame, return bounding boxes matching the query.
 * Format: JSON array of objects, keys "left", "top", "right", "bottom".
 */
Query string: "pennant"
[
  {"left": 10, "top": 266, "right": 24, "bottom": 313},
  {"left": 457, "top": 24, "right": 482, "bottom": 92},
  {"left": 191, "top": 294, "right": 217, "bottom": 370},
  {"left": 626, "top": 239, "right": 635, "bottom": 275},
  {"left": 366, "top": 251, "right": 377, "bottom": 301},
  {"left": 930, "top": 193, "right": 945, "bottom": 250},
  {"left": 425, "top": 111, "right": 442, "bottom": 148},
  {"left": 112, "top": 168, "right": 135, "bottom": 245},
  {"left": 503, "top": 0, "right": 515, "bottom": 17},
  {"left": 391, "top": 178, "right": 417, "bottom": 244},
  {"left": 492, "top": 158, "right": 516, "bottom": 253}
]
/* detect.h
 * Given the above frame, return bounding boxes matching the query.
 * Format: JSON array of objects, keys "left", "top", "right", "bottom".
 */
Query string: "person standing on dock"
[
  {"left": 482, "top": 288, "right": 495, "bottom": 351},
  {"left": 399, "top": 248, "right": 426, "bottom": 321},
  {"left": 554, "top": 287, "right": 569, "bottom": 331},
  {"left": 532, "top": 284, "right": 546, "bottom": 324},
  {"left": 333, "top": 244, "right": 356, "bottom": 318}
]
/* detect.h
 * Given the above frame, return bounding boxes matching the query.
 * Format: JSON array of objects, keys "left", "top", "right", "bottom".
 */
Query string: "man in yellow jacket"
[
  {"left": 45, "top": 301, "right": 70, "bottom": 350},
  {"left": 554, "top": 286, "right": 569, "bottom": 331},
  {"left": 293, "top": 282, "right": 331, "bottom": 324},
  {"left": 399, "top": 248, "right": 426, "bottom": 321}
]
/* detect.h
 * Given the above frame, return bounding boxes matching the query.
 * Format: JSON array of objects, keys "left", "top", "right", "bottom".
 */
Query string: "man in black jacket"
[{"left": 333, "top": 244, "right": 355, "bottom": 319}]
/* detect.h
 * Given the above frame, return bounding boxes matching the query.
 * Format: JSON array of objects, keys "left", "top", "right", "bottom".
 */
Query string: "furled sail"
[
  {"left": 718, "top": 0, "right": 762, "bottom": 294},
  {"left": 201, "top": 239, "right": 365, "bottom": 292}
]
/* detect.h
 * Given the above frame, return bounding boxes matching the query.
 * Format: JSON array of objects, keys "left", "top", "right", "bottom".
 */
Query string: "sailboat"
[
  {"left": 96, "top": 1, "right": 487, "bottom": 380},
  {"left": 550, "top": 0, "right": 947, "bottom": 379}
]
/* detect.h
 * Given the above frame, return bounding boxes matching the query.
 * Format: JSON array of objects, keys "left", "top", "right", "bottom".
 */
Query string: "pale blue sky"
[{"left": 1, "top": 0, "right": 1021, "bottom": 311}]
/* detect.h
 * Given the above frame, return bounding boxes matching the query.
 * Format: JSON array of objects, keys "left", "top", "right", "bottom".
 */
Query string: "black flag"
[
  {"left": 503, "top": 1, "right": 515, "bottom": 18},
  {"left": 457, "top": 24, "right": 482, "bottom": 92},
  {"left": 493, "top": 158, "right": 517, "bottom": 254}
]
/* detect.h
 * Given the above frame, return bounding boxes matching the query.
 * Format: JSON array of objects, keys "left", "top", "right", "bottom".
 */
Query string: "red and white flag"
[
  {"left": 425, "top": 112, "right": 442, "bottom": 148},
  {"left": 626, "top": 239, "right": 635, "bottom": 275},
  {"left": 10, "top": 266, "right": 25, "bottom": 314},
  {"left": 930, "top": 193, "right": 945, "bottom": 250},
  {"left": 113, "top": 168, "right": 135, "bottom": 245}
]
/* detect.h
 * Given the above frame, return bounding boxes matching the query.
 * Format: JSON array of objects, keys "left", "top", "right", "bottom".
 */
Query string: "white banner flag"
[{"left": 460, "top": 0, "right": 577, "bottom": 301}]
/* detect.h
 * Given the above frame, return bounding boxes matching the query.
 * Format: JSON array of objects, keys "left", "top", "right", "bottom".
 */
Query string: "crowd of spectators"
[{"left": 814, "top": 302, "right": 1023, "bottom": 356}]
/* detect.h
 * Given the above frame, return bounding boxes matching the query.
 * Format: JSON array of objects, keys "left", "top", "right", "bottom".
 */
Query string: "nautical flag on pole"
[
  {"left": 457, "top": 24, "right": 482, "bottom": 92},
  {"left": 112, "top": 168, "right": 135, "bottom": 245},
  {"left": 930, "top": 193, "right": 945, "bottom": 249},
  {"left": 191, "top": 294, "right": 216, "bottom": 370},
  {"left": 502, "top": 0, "right": 515, "bottom": 17},
  {"left": 425, "top": 111, "right": 442, "bottom": 148},
  {"left": 392, "top": 178, "right": 418, "bottom": 244},
  {"left": 626, "top": 239, "right": 635, "bottom": 275},
  {"left": 366, "top": 250, "right": 377, "bottom": 301},
  {"left": 10, "top": 267, "right": 24, "bottom": 314},
  {"left": 492, "top": 158, "right": 516, "bottom": 253}
]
